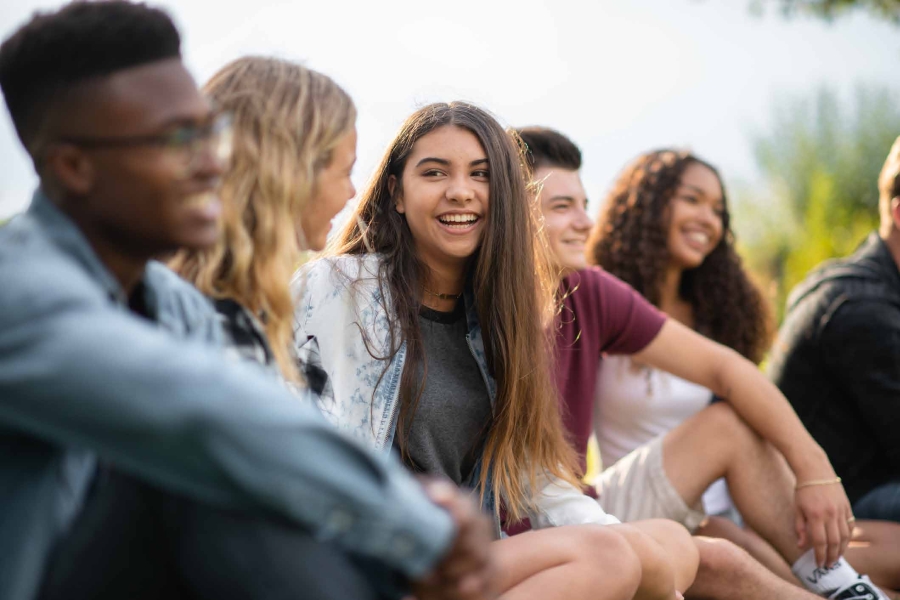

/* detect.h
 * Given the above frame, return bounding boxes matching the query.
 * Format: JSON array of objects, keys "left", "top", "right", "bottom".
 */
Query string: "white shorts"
[{"left": 595, "top": 435, "right": 707, "bottom": 532}]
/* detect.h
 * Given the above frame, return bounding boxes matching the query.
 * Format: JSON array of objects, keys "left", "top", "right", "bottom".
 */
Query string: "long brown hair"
[
  {"left": 332, "top": 102, "right": 580, "bottom": 520},
  {"left": 588, "top": 149, "right": 771, "bottom": 363},
  {"left": 170, "top": 57, "right": 356, "bottom": 381}
]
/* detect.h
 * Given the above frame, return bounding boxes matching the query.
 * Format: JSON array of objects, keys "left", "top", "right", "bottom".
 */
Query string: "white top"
[{"left": 594, "top": 355, "right": 734, "bottom": 515}]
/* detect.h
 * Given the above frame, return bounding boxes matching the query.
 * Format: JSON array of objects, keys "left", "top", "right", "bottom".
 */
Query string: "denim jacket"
[
  {"left": 292, "top": 255, "right": 620, "bottom": 530},
  {"left": 768, "top": 233, "right": 900, "bottom": 504},
  {"left": 0, "top": 192, "right": 454, "bottom": 600}
]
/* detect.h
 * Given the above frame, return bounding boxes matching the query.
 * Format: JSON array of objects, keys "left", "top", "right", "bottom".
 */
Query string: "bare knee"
[
  {"left": 569, "top": 525, "right": 643, "bottom": 599},
  {"left": 688, "top": 537, "right": 757, "bottom": 600},
  {"left": 628, "top": 519, "right": 699, "bottom": 593},
  {"left": 613, "top": 521, "right": 691, "bottom": 599},
  {"left": 694, "top": 516, "right": 754, "bottom": 552},
  {"left": 698, "top": 403, "right": 762, "bottom": 453},
  {"left": 694, "top": 536, "right": 748, "bottom": 576}
]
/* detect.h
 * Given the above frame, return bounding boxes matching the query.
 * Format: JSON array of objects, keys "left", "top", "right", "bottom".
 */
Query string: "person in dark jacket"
[{"left": 769, "top": 135, "right": 900, "bottom": 526}]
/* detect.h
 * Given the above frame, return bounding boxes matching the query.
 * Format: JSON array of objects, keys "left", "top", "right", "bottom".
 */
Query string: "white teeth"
[
  {"left": 686, "top": 231, "right": 709, "bottom": 244},
  {"left": 438, "top": 214, "right": 478, "bottom": 224},
  {"left": 184, "top": 192, "right": 216, "bottom": 209}
]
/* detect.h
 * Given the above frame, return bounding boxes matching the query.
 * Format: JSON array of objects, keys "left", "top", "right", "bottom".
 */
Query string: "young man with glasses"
[{"left": 0, "top": 3, "right": 493, "bottom": 600}]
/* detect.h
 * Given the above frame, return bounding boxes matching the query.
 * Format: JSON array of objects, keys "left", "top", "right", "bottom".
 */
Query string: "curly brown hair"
[{"left": 587, "top": 149, "right": 772, "bottom": 363}]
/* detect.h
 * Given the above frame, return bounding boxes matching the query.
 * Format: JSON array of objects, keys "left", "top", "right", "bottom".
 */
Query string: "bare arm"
[
  {"left": 632, "top": 319, "right": 832, "bottom": 478},
  {"left": 632, "top": 319, "right": 853, "bottom": 563}
]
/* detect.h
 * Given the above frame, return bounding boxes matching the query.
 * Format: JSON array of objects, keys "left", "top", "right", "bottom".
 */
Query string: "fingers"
[
  {"left": 808, "top": 518, "right": 828, "bottom": 567},
  {"left": 418, "top": 479, "right": 496, "bottom": 600},
  {"left": 839, "top": 509, "right": 854, "bottom": 558},
  {"left": 422, "top": 479, "right": 462, "bottom": 510},
  {"left": 838, "top": 512, "right": 851, "bottom": 560},
  {"left": 795, "top": 484, "right": 855, "bottom": 566},
  {"left": 823, "top": 513, "right": 841, "bottom": 567},
  {"left": 795, "top": 508, "right": 807, "bottom": 549}
]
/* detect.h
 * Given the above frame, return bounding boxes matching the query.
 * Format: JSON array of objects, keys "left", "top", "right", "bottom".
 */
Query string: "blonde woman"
[
  {"left": 171, "top": 56, "right": 357, "bottom": 383},
  {"left": 171, "top": 58, "right": 497, "bottom": 599}
]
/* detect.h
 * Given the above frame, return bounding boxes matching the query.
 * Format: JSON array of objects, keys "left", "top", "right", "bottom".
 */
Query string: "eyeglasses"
[{"left": 57, "top": 112, "right": 233, "bottom": 175}]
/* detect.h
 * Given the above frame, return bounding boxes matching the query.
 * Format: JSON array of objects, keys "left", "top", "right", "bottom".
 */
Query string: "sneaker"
[{"left": 828, "top": 576, "right": 889, "bottom": 600}]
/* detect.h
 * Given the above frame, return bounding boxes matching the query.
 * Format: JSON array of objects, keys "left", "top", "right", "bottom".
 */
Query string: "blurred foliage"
[
  {"left": 733, "top": 86, "right": 900, "bottom": 321},
  {"left": 749, "top": 0, "right": 900, "bottom": 23}
]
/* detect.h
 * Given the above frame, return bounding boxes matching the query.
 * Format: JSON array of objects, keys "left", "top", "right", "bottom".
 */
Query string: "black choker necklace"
[{"left": 423, "top": 288, "right": 463, "bottom": 300}]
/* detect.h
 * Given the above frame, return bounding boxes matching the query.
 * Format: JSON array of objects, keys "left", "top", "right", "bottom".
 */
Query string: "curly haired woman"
[
  {"left": 515, "top": 128, "right": 900, "bottom": 600},
  {"left": 588, "top": 148, "right": 900, "bottom": 598}
]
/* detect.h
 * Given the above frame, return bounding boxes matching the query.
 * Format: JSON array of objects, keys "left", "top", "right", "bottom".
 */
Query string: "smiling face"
[
  {"left": 392, "top": 125, "right": 489, "bottom": 274},
  {"left": 301, "top": 126, "right": 357, "bottom": 251},
  {"left": 666, "top": 161, "right": 725, "bottom": 270},
  {"left": 49, "top": 58, "right": 224, "bottom": 258},
  {"left": 534, "top": 166, "right": 592, "bottom": 275}
]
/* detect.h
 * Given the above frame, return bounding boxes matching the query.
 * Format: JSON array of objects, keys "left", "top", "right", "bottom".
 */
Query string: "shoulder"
[
  {"left": 292, "top": 254, "right": 392, "bottom": 338},
  {"left": 564, "top": 267, "right": 651, "bottom": 315},
  {"left": 293, "top": 254, "right": 381, "bottom": 296},
  {"left": 566, "top": 266, "right": 636, "bottom": 298},
  {"left": 825, "top": 298, "right": 900, "bottom": 342},
  {"left": 0, "top": 216, "right": 107, "bottom": 316}
]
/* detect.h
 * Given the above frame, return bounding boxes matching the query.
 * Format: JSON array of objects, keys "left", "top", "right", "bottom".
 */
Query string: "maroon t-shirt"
[
  {"left": 505, "top": 267, "right": 666, "bottom": 535},
  {"left": 555, "top": 267, "right": 667, "bottom": 469}
]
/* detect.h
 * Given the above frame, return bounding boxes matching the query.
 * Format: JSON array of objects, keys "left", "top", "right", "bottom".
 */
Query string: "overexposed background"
[{"left": 1, "top": 0, "right": 897, "bottom": 221}]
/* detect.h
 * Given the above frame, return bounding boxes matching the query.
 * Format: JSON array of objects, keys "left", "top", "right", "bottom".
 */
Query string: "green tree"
[
  {"left": 734, "top": 86, "right": 900, "bottom": 320},
  {"left": 749, "top": 0, "right": 900, "bottom": 23}
]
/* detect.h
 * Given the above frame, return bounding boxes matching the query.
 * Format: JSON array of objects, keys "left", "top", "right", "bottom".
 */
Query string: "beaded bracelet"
[{"left": 795, "top": 477, "right": 842, "bottom": 490}]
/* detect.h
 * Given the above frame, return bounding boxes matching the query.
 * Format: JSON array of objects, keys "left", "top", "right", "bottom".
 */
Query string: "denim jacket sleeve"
[
  {"left": 0, "top": 250, "right": 453, "bottom": 577},
  {"left": 821, "top": 299, "right": 900, "bottom": 471}
]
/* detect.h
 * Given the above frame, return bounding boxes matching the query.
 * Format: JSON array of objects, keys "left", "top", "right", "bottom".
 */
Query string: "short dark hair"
[
  {"left": 515, "top": 126, "right": 582, "bottom": 172},
  {"left": 0, "top": 0, "right": 181, "bottom": 151}
]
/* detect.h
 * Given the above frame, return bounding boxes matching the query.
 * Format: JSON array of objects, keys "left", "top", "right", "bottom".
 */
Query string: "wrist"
[{"left": 786, "top": 443, "right": 834, "bottom": 481}]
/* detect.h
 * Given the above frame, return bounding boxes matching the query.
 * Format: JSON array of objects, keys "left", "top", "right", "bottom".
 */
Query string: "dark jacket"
[{"left": 768, "top": 233, "right": 900, "bottom": 504}]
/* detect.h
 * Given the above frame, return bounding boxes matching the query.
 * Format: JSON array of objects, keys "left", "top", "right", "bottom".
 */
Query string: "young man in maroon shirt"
[{"left": 516, "top": 126, "right": 894, "bottom": 600}]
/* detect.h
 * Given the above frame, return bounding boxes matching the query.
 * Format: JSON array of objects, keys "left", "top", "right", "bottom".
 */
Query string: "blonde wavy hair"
[{"left": 170, "top": 56, "right": 356, "bottom": 381}]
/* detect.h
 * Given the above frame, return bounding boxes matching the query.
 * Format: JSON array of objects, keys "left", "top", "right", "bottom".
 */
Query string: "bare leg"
[
  {"left": 491, "top": 525, "right": 641, "bottom": 600},
  {"left": 614, "top": 519, "right": 700, "bottom": 598},
  {"left": 686, "top": 537, "right": 824, "bottom": 600},
  {"left": 696, "top": 516, "right": 900, "bottom": 593},
  {"left": 662, "top": 402, "right": 803, "bottom": 563},
  {"left": 695, "top": 516, "right": 798, "bottom": 583}
]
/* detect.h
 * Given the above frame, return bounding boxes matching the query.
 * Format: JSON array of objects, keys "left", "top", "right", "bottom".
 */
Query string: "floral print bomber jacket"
[{"left": 292, "top": 254, "right": 621, "bottom": 531}]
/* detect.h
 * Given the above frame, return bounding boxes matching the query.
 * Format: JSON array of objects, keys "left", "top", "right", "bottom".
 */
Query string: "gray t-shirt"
[{"left": 397, "top": 302, "right": 493, "bottom": 486}]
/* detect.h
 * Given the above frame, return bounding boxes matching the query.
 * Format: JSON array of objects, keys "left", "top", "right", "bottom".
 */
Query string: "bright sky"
[{"left": 1, "top": 0, "right": 898, "bottom": 221}]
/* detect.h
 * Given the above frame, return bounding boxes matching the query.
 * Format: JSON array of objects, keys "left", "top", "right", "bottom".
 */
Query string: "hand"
[
  {"left": 412, "top": 479, "right": 497, "bottom": 600},
  {"left": 794, "top": 479, "right": 854, "bottom": 567}
]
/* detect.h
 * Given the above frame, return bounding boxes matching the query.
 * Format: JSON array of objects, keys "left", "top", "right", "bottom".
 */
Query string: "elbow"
[{"left": 708, "top": 346, "right": 747, "bottom": 400}]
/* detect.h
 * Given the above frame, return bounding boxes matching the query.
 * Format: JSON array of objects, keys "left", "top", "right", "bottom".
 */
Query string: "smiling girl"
[
  {"left": 293, "top": 102, "right": 698, "bottom": 600},
  {"left": 587, "top": 148, "right": 900, "bottom": 597}
]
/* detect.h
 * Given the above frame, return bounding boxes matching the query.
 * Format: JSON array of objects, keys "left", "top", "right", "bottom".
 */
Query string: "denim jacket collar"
[
  {"left": 28, "top": 190, "right": 128, "bottom": 305},
  {"left": 27, "top": 190, "right": 218, "bottom": 340},
  {"left": 293, "top": 254, "right": 497, "bottom": 450}
]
